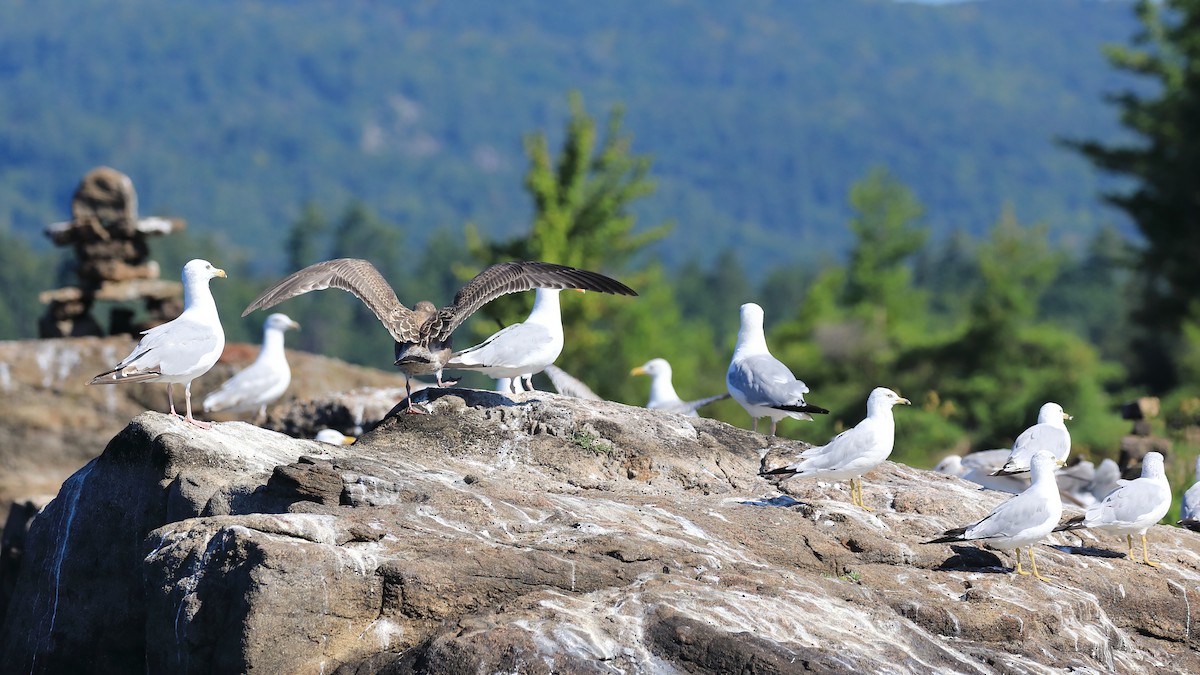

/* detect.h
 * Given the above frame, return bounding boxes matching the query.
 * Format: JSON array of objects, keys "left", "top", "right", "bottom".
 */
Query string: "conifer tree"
[{"left": 1069, "top": 0, "right": 1200, "bottom": 388}]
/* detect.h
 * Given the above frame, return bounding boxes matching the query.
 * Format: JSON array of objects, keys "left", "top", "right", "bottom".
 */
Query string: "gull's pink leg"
[
  {"left": 167, "top": 384, "right": 181, "bottom": 417},
  {"left": 770, "top": 420, "right": 778, "bottom": 436},
  {"left": 752, "top": 418, "right": 758, "bottom": 433},
  {"left": 182, "top": 381, "right": 211, "bottom": 429}
]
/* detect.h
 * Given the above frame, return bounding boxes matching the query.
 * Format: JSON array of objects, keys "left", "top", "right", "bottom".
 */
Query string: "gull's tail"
[
  {"left": 1178, "top": 518, "right": 1200, "bottom": 532},
  {"left": 1052, "top": 515, "right": 1087, "bottom": 532},
  {"left": 989, "top": 463, "right": 1028, "bottom": 477},
  {"left": 773, "top": 402, "right": 830, "bottom": 415},
  {"left": 760, "top": 465, "right": 798, "bottom": 479},
  {"left": 922, "top": 526, "right": 969, "bottom": 544}
]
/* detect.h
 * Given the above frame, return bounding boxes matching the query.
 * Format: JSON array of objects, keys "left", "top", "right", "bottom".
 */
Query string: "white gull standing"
[
  {"left": 924, "top": 451, "right": 1063, "bottom": 582},
  {"left": 1056, "top": 451, "right": 1172, "bottom": 567},
  {"left": 762, "top": 387, "right": 910, "bottom": 510},
  {"left": 991, "top": 402, "right": 1073, "bottom": 475},
  {"left": 446, "top": 288, "right": 572, "bottom": 394},
  {"left": 631, "top": 358, "right": 729, "bottom": 417},
  {"left": 726, "top": 303, "right": 827, "bottom": 435},
  {"left": 203, "top": 313, "right": 300, "bottom": 421},
  {"left": 88, "top": 259, "right": 227, "bottom": 429}
]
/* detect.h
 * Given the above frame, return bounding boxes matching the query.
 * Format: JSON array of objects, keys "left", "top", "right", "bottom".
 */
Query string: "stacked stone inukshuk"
[{"left": 38, "top": 167, "right": 187, "bottom": 338}]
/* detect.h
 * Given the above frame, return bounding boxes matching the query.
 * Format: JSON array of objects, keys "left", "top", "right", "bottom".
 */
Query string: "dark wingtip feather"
[
  {"left": 922, "top": 526, "right": 969, "bottom": 544},
  {"left": 1052, "top": 515, "right": 1086, "bottom": 532},
  {"left": 760, "top": 466, "right": 796, "bottom": 477},
  {"left": 775, "top": 402, "right": 830, "bottom": 415}
]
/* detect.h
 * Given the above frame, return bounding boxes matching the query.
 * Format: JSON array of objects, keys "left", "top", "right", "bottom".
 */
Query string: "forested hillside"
[{"left": 0, "top": 0, "right": 1137, "bottom": 273}]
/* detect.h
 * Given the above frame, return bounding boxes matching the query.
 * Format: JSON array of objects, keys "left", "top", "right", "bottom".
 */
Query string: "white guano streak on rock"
[{"left": 40, "top": 461, "right": 96, "bottom": 655}]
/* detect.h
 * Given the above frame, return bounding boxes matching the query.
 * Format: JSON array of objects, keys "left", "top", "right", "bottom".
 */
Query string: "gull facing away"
[
  {"left": 924, "top": 451, "right": 1063, "bottom": 582},
  {"left": 203, "top": 313, "right": 300, "bottom": 421},
  {"left": 991, "top": 402, "right": 1073, "bottom": 476},
  {"left": 446, "top": 288, "right": 594, "bottom": 394},
  {"left": 631, "top": 358, "right": 730, "bottom": 417},
  {"left": 1178, "top": 456, "right": 1200, "bottom": 532},
  {"left": 761, "top": 387, "right": 910, "bottom": 510},
  {"left": 726, "top": 303, "right": 828, "bottom": 435},
  {"left": 1056, "top": 451, "right": 1172, "bottom": 567},
  {"left": 1089, "top": 458, "right": 1122, "bottom": 504},
  {"left": 243, "top": 258, "right": 636, "bottom": 411},
  {"left": 88, "top": 259, "right": 227, "bottom": 429}
]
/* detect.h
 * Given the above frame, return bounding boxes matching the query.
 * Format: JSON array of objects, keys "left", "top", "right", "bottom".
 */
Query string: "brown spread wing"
[
  {"left": 434, "top": 261, "right": 637, "bottom": 340},
  {"left": 242, "top": 259, "right": 418, "bottom": 343}
]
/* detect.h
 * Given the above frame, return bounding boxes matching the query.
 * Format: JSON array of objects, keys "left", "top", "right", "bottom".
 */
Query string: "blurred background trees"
[{"left": 6, "top": 1, "right": 1200, "bottom": 483}]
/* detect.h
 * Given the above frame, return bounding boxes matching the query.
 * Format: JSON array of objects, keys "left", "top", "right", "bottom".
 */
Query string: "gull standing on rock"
[
  {"left": 761, "top": 387, "right": 910, "bottom": 510},
  {"left": 924, "top": 451, "right": 1063, "bottom": 582},
  {"left": 726, "top": 303, "right": 828, "bottom": 435},
  {"left": 991, "top": 402, "right": 1073, "bottom": 476},
  {"left": 88, "top": 259, "right": 227, "bottom": 429},
  {"left": 1178, "top": 456, "right": 1200, "bottom": 532},
  {"left": 203, "top": 313, "right": 301, "bottom": 421},
  {"left": 1055, "top": 451, "right": 1171, "bottom": 567},
  {"left": 631, "top": 358, "right": 730, "bottom": 417},
  {"left": 446, "top": 288, "right": 579, "bottom": 394},
  {"left": 243, "top": 259, "right": 636, "bottom": 411}
]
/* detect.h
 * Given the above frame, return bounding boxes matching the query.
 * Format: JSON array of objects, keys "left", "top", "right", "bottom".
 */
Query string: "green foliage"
[
  {"left": 464, "top": 93, "right": 700, "bottom": 404},
  {"left": 748, "top": 176, "right": 1126, "bottom": 468},
  {"left": 0, "top": 225, "right": 62, "bottom": 339},
  {"left": 1069, "top": 0, "right": 1200, "bottom": 389}
]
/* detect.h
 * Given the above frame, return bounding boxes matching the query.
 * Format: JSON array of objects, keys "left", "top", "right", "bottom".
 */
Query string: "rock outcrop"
[
  {"left": 0, "top": 336, "right": 409, "bottom": 508},
  {"left": 3, "top": 388, "right": 1200, "bottom": 673}
]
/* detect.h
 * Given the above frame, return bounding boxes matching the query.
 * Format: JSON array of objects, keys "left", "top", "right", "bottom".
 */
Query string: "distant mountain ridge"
[{"left": 0, "top": 0, "right": 1138, "bottom": 273}]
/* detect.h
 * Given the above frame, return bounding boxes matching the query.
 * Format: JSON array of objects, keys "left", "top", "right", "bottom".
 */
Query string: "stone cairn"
[{"left": 38, "top": 167, "right": 187, "bottom": 338}]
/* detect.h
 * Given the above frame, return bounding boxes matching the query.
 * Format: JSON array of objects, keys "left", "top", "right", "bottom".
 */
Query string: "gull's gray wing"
[
  {"left": 1180, "top": 481, "right": 1200, "bottom": 528},
  {"left": 678, "top": 392, "right": 731, "bottom": 414},
  {"left": 789, "top": 425, "right": 875, "bottom": 472},
  {"left": 993, "top": 424, "right": 1070, "bottom": 475},
  {"left": 448, "top": 322, "right": 555, "bottom": 369},
  {"left": 1088, "top": 479, "right": 1169, "bottom": 527},
  {"left": 964, "top": 490, "right": 1054, "bottom": 540},
  {"left": 544, "top": 365, "right": 603, "bottom": 401},
  {"left": 203, "top": 359, "right": 288, "bottom": 412},
  {"left": 242, "top": 259, "right": 417, "bottom": 343},
  {"left": 727, "top": 354, "right": 810, "bottom": 407},
  {"left": 436, "top": 262, "right": 636, "bottom": 340}
]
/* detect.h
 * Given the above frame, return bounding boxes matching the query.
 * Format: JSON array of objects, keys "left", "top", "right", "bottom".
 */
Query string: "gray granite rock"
[{"left": 3, "top": 387, "right": 1200, "bottom": 673}]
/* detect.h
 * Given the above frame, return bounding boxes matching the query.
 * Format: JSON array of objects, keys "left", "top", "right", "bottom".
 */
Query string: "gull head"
[
  {"left": 1029, "top": 450, "right": 1058, "bottom": 480},
  {"left": 1037, "top": 402, "right": 1071, "bottom": 424},
  {"left": 739, "top": 302, "right": 765, "bottom": 329},
  {"left": 265, "top": 313, "right": 301, "bottom": 333},
  {"left": 631, "top": 358, "right": 671, "bottom": 378},
  {"left": 1141, "top": 451, "right": 1165, "bottom": 479},
  {"left": 868, "top": 387, "right": 911, "bottom": 410},
  {"left": 183, "top": 258, "right": 227, "bottom": 283}
]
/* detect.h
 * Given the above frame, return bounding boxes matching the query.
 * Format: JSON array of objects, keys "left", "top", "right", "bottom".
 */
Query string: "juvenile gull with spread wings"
[
  {"left": 1056, "top": 451, "right": 1171, "bottom": 567},
  {"left": 991, "top": 402, "right": 1073, "bottom": 476},
  {"left": 924, "top": 451, "right": 1063, "bottom": 582},
  {"left": 203, "top": 313, "right": 300, "bottom": 421},
  {"left": 762, "top": 387, "right": 910, "bottom": 510},
  {"left": 631, "top": 358, "right": 729, "bottom": 417},
  {"left": 243, "top": 258, "right": 636, "bottom": 411},
  {"left": 726, "top": 303, "right": 828, "bottom": 435},
  {"left": 88, "top": 259, "right": 227, "bottom": 429}
]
